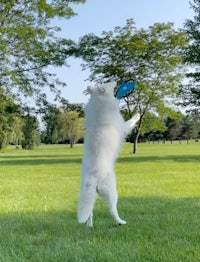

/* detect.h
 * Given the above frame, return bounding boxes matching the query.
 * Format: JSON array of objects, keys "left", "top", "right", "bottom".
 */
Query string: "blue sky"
[{"left": 50, "top": 0, "right": 194, "bottom": 104}]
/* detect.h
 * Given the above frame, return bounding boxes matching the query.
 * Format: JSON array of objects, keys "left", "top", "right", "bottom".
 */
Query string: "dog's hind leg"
[
  {"left": 78, "top": 176, "right": 97, "bottom": 227},
  {"left": 98, "top": 172, "right": 126, "bottom": 225},
  {"left": 86, "top": 213, "right": 93, "bottom": 228},
  {"left": 108, "top": 190, "right": 126, "bottom": 225}
]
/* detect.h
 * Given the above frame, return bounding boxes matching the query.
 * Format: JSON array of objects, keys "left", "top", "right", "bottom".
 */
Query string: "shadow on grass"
[
  {"left": 0, "top": 155, "right": 82, "bottom": 166},
  {"left": 1, "top": 154, "right": 199, "bottom": 166},
  {"left": 118, "top": 154, "right": 200, "bottom": 163},
  {"left": 1, "top": 196, "right": 200, "bottom": 261}
]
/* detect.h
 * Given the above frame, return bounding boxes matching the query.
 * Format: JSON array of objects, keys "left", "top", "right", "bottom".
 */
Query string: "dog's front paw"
[{"left": 132, "top": 113, "right": 140, "bottom": 122}]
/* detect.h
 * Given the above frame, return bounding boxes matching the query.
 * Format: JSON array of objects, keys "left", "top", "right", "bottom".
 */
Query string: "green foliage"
[
  {"left": 0, "top": 0, "right": 86, "bottom": 149},
  {"left": 184, "top": 0, "right": 200, "bottom": 79},
  {"left": 139, "top": 112, "right": 200, "bottom": 143},
  {"left": 0, "top": 91, "right": 21, "bottom": 149},
  {"left": 180, "top": 114, "right": 199, "bottom": 141},
  {"left": 40, "top": 102, "right": 61, "bottom": 144},
  {"left": 21, "top": 114, "right": 40, "bottom": 150},
  {"left": 0, "top": 143, "right": 200, "bottom": 261},
  {"left": 77, "top": 19, "right": 187, "bottom": 88},
  {"left": 39, "top": 100, "right": 84, "bottom": 145},
  {"left": 9, "top": 116, "right": 24, "bottom": 146},
  {"left": 0, "top": 0, "right": 85, "bottom": 99},
  {"left": 182, "top": 0, "right": 200, "bottom": 110},
  {"left": 57, "top": 110, "right": 84, "bottom": 147},
  {"left": 141, "top": 113, "right": 167, "bottom": 135}
]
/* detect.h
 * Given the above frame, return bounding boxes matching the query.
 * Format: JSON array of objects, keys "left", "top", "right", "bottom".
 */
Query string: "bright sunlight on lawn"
[{"left": 0, "top": 142, "right": 200, "bottom": 261}]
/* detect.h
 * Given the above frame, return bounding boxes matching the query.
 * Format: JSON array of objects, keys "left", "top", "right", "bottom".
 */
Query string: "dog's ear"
[
  {"left": 83, "top": 86, "right": 94, "bottom": 95},
  {"left": 87, "top": 86, "right": 94, "bottom": 94}
]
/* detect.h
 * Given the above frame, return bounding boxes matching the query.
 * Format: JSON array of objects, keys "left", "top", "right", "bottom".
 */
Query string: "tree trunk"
[
  {"left": 0, "top": 141, "right": 3, "bottom": 150},
  {"left": 69, "top": 136, "right": 75, "bottom": 148},
  {"left": 69, "top": 141, "right": 74, "bottom": 148},
  {"left": 133, "top": 140, "right": 137, "bottom": 154},
  {"left": 133, "top": 128, "right": 140, "bottom": 154},
  {"left": 132, "top": 114, "right": 143, "bottom": 154}
]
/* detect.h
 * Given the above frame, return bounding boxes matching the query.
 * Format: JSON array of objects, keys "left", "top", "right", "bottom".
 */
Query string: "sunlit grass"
[{"left": 0, "top": 142, "right": 200, "bottom": 261}]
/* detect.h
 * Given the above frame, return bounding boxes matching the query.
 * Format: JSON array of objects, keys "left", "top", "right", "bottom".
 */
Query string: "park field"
[{"left": 0, "top": 142, "right": 200, "bottom": 261}]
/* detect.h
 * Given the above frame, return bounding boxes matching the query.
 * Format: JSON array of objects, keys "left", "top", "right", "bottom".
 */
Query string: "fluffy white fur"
[{"left": 78, "top": 81, "right": 140, "bottom": 227}]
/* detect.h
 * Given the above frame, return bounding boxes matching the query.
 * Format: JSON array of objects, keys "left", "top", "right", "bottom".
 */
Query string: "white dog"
[{"left": 78, "top": 81, "right": 140, "bottom": 227}]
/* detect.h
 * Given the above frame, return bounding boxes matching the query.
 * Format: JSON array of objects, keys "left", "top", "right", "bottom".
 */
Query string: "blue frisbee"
[{"left": 115, "top": 81, "right": 136, "bottom": 99}]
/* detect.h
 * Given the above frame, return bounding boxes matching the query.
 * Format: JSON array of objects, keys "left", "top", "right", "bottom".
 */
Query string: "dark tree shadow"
[
  {"left": 118, "top": 154, "right": 200, "bottom": 163},
  {"left": 0, "top": 154, "right": 82, "bottom": 166}
]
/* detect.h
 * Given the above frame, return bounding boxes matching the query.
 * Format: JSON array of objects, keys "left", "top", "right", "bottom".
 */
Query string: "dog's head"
[{"left": 86, "top": 81, "right": 116, "bottom": 98}]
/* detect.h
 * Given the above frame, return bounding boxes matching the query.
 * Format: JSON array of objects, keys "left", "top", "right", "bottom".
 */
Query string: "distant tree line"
[
  {"left": 128, "top": 112, "right": 200, "bottom": 144},
  {"left": 39, "top": 99, "right": 84, "bottom": 148},
  {"left": 0, "top": 97, "right": 40, "bottom": 150},
  {"left": 0, "top": 98, "right": 85, "bottom": 149},
  {"left": 1, "top": 97, "right": 199, "bottom": 150}
]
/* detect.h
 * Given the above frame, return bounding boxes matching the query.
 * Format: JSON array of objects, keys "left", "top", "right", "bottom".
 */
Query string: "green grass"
[{"left": 0, "top": 142, "right": 200, "bottom": 262}]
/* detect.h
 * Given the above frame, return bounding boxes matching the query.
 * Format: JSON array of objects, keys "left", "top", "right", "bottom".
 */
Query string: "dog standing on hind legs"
[{"left": 78, "top": 81, "right": 140, "bottom": 227}]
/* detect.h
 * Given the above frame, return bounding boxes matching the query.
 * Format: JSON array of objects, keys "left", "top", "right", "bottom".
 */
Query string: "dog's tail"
[{"left": 78, "top": 180, "right": 97, "bottom": 223}]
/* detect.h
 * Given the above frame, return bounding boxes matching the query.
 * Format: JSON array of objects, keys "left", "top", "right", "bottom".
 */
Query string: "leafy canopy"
[
  {"left": 182, "top": 0, "right": 200, "bottom": 111},
  {"left": 184, "top": 0, "right": 200, "bottom": 81},
  {"left": 0, "top": 0, "right": 85, "bottom": 98},
  {"left": 76, "top": 19, "right": 188, "bottom": 118}
]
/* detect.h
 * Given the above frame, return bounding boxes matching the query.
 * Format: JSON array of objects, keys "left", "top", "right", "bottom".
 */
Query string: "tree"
[
  {"left": 0, "top": 90, "right": 21, "bottom": 149},
  {"left": 164, "top": 117, "right": 183, "bottom": 143},
  {"left": 0, "top": 0, "right": 85, "bottom": 99},
  {"left": 57, "top": 111, "right": 84, "bottom": 148},
  {"left": 0, "top": 1, "right": 86, "bottom": 149},
  {"left": 39, "top": 99, "right": 84, "bottom": 144},
  {"left": 39, "top": 102, "right": 60, "bottom": 144},
  {"left": 22, "top": 114, "right": 40, "bottom": 150},
  {"left": 75, "top": 20, "right": 188, "bottom": 153},
  {"left": 9, "top": 116, "right": 24, "bottom": 146},
  {"left": 180, "top": 114, "right": 199, "bottom": 143},
  {"left": 182, "top": 0, "right": 200, "bottom": 111},
  {"left": 59, "top": 98, "right": 84, "bottom": 117}
]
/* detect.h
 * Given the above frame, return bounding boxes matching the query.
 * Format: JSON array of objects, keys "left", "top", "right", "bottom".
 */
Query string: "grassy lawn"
[{"left": 0, "top": 142, "right": 200, "bottom": 262}]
